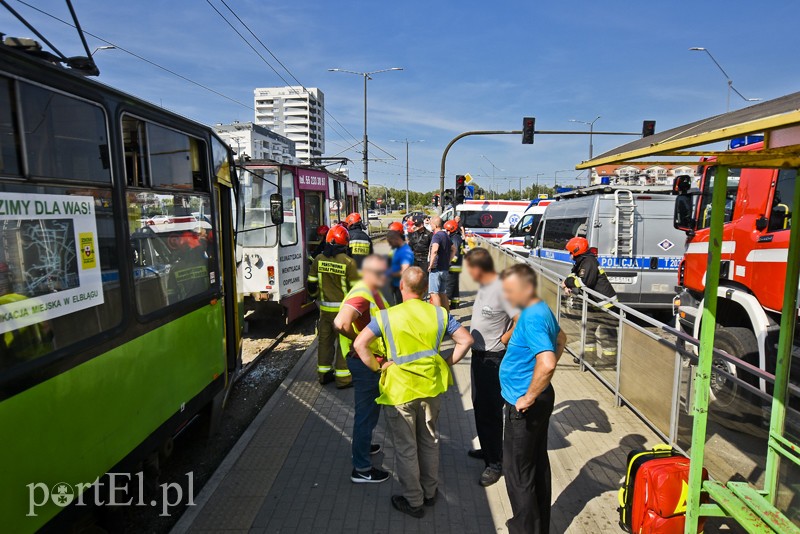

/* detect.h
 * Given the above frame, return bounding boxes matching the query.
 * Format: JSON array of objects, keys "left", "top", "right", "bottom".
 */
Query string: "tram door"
[{"left": 303, "top": 190, "right": 325, "bottom": 257}]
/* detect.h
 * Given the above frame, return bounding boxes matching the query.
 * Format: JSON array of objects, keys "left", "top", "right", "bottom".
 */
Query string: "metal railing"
[{"left": 476, "top": 237, "right": 800, "bottom": 523}]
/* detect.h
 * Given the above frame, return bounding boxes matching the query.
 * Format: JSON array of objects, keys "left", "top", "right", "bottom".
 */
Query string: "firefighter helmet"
[
  {"left": 566, "top": 236, "right": 589, "bottom": 257},
  {"left": 344, "top": 212, "right": 362, "bottom": 227},
  {"left": 443, "top": 220, "right": 459, "bottom": 234},
  {"left": 388, "top": 221, "right": 404, "bottom": 233},
  {"left": 326, "top": 224, "right": 350, "bottom": 246},
  {"left": 317, "top": 224, "right": 330, "bottom": 237}
]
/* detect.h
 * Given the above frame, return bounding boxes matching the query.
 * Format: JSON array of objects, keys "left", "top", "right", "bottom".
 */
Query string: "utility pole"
[{"left": 391, "top": 139, "right": 423, "bottom": 211}]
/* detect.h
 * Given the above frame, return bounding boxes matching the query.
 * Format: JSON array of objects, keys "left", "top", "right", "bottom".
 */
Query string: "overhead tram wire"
[
  {"left": 13, "top": 0, "right": 253, "bottom": 111},
  {"left": 207, "top": 0, "right": 364, "bottom": 156}
]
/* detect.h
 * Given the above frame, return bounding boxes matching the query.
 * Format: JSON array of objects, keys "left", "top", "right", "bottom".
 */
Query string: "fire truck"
[{"left": 673, "top": 139, "right": 799, "bottom": 405}]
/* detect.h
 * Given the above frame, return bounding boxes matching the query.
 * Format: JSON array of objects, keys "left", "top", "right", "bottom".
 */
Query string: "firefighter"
[
  {"left": 562, "top": 237, "right": 618, "bottom": 361},
  {"left": 444, "top": 219, "right": 464, "bottom": 309},
  {"left": 388, "top": 221, "right": 405, "bottom": 234},
  {"left": 311, "top": 225, "right": 329, "bottom": 259},
  {"left": 307, "top": 225, "right": 360, "bottom": 388},
  {"left": 344, "top": 212, "right": 373, "bottom": 269}
]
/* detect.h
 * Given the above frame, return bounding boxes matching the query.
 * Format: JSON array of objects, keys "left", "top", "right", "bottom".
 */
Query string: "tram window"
[
  {"left": 240, "top": 168, "right": 278, "bottom": 248},
  {"left": 768, "top": 169, "right": 796, "bottom": 232},
  {"left": 126, "top": 192, "right": 216, "bottom": 315},
  {"left": 304, "top": 192, "right": 323, "bottom": 245},
  {"left": 542, "top": 217, "right": 588, "bottom": 250},
  {"left": 148, "top": 124, "right": 206, "bottom": 191},
  {"left": 0, "top": 185, "right": 122, "bottom": 372},
  {"left": 211, "top": 137, "right": 232, "bottom": 185},
  {"left": 20, "top": 82, "right": 110, "bottom": 183},
  {"left": 0, "top": 78, "right": 21, "bottom": 176},
  {"left": 122, "top": 116, "right": 150, "bottom": 187},
  {"left": 280, "top": 170, "right": 298, "bottom": 246}
]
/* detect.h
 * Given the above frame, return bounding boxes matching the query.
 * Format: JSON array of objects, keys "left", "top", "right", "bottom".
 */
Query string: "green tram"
[{"left": 0, "top": 43, "right": 261, "bottom": 530}]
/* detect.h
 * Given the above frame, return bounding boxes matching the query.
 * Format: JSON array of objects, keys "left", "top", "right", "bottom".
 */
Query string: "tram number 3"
[{"left": 244, "top": 266, "right": 253, "bottom": 279}]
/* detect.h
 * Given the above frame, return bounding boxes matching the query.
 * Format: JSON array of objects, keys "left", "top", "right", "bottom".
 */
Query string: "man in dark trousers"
[
  {"left": 407, "top": 215, "right": 431, "bottom": 270},
  {"left": 444, "top": 219, "right": 465, "bottom": 309},
  {"left": 464, "top": 247, "right": 518, "bottom": 487},
  {"left": 500, "top": 263, "right": 566, "bottom": 534},
  {"left": 563, "top": 237, "right": 618, "bottom": 359},
  {"left": 344, "top": 212, "right": 373, "bottom": 269}
]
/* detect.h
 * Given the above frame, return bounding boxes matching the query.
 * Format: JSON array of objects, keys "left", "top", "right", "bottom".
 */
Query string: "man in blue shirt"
[
  {"left": 387, "top": 230, "right": 415, "bottom": 305},
  {"left": 499, "top": 263, "right": 566, "bottom": 534}
]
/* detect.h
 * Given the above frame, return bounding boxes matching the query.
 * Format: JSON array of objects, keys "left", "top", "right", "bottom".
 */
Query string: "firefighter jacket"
[
  {"left": 307, "top": 244, "right": 359, "bottom": 313},
  {"left": 564, "top": 252, "right": 617, "bottom": 305},
  {"left": 347, "top": 223, "right": 373, "bottom": 269}
]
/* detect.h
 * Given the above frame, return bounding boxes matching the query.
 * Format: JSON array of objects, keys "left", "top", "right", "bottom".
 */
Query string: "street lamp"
[
  {"left": 535, "top": 172, "right": 545, "bottom": 196},
  {"left": 689, "top": 47, "right": 761, "bottom": 112},
  {"left": 390, "top": 139, "right": 424, "bottom": 212},
  {"left": 481, "top": 154, "right": 503, "bottom": 200},
  {"left": 91, "top": 45, "right": 116, "bottom": 56},
  {"left": 328, "top": 67, "right": 404, "bottom": 189},
  {"left": 569, "top": 117, "right": 601, "bottom": 187}
]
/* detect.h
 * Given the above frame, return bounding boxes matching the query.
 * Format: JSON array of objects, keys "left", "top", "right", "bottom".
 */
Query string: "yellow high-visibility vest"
[
  {"left": 338, "top": 281, "right": 388, "bottom": 357},
  {"left": 374, "top": 298, "right": 452, "bottom": 405}
]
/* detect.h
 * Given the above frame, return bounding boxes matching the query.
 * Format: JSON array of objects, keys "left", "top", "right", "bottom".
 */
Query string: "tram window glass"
[
  {"left": 0, "top": 184, "right": 122, "bottom": 372},
  {"left": 459, "top": 210, "right": 508, "bottom": 229},
  {"left": 241, "top": 168, "right": 278, "bottom": 248},
  {"left": 126, "top": 192, "right": 216, "bottom": 315},
  {"left": 768, "top": 169, "right": 796, "bottom": 232},
  {"left": 211, "top": 137, "right": 232, "bottom": 185},
  {"left": 542, "top": 217, "right": 588, "bottom": 250},
  {"left": 328, "top": 180, "right": 340, "bottom": 224},
  {"left": 148, "top": 124, "right": 206, "bottom": 191},
  {"left": 304, "top": 192, "right": 323, "bottom": 245},
  {"left": 0, "top": 78, "right": 21, "bottom": 176},
  {"left": 698, "top": 166, "right": 741, "bottom": 229},
  {"left": 122, "top": 116, "right": 149, "bottom": 187},
  {"left": 20, "top": 82, "right": 110, "bottom": 183},
  {"left": 280, "top": 170, "right": 298, "bottom": 246}
]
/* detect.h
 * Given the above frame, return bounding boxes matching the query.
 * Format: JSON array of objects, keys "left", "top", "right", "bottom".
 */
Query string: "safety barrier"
[{"left": 475, "top": 237, "right": 800, "bottom": 523}]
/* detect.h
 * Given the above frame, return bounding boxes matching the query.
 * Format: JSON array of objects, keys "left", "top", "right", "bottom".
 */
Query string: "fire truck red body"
[{"left": 675, "top": 141, "right": 798, "bottom": 396}]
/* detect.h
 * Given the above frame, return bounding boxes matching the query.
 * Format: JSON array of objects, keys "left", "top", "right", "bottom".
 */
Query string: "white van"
[
  {"left": 443, "top": 200, "right": 529, "bottom": 243},
  {"left": 499, "top": 199, "right": 553, "bottom": 255},
  {"left": 526, "top": 185, "right": 686, "bottom": 310}
]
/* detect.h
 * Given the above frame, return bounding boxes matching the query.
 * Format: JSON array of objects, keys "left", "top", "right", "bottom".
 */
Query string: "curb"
[{"left": 170, "top": 338, "right": 318, "bottom": 533}]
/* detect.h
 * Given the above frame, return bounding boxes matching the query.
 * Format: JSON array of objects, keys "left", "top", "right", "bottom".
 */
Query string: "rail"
[{"left": 474, "top": 236, "right": 800, "bottom": 523}]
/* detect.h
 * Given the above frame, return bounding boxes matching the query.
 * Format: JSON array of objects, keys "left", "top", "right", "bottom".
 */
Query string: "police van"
[
  {"left": 442, "top": 200, "right": 529, "bottom": 243},
  {"left": 525, "top": 185, "right": 687, "bottom": 309}
]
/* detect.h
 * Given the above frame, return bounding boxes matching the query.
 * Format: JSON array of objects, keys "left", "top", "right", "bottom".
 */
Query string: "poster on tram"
[{"left": 0, "top": 192, "right": 104, "bottom": 335}]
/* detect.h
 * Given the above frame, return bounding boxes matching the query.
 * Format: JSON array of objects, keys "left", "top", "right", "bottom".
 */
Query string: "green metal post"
[
  {"left": 763, "top": 170, "right": 800, "bottom": 500},
  {"left": 685, "top": 165, "right": 728, "bottom": 533}
]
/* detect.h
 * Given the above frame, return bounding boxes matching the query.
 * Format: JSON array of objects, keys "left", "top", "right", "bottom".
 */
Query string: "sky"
[{"left": 4, "top": 0, "right": 799, "bottom": 194}]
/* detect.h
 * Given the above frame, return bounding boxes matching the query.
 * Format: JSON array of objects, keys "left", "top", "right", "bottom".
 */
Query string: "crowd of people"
[{"left": 306, "top": 212, "right": 614, "bottom": 534}]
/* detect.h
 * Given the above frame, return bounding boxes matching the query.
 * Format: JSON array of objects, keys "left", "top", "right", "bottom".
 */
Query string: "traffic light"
[
  {"left": 455, "top": 175, "right": 466, "bottom": 205},
  {"left": 433, "top": 194, "right": 439, "bottom": 207},
  {"left": 443, "top": 189, "right": 454, "bottom": 207},
  {"left": 522, "top": 117, "right": 535, "bottom": 144},
  {"left": 642, "top": 120, "right": 656, "bottom": 138}
]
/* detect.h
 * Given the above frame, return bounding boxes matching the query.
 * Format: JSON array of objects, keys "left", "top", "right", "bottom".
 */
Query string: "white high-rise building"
[{"left": 254, "top": 86, "right": 324, "bottom": 163}]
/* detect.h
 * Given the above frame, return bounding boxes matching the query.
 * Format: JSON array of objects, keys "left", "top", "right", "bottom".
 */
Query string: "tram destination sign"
[{"left": 0, "top": 192, "right": 104, "bottom": 335}]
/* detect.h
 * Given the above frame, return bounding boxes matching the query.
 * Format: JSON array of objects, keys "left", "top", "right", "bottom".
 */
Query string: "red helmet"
[
  {"left": 317, "top": 224, "right": 330, "bottom": 237},
  {"left": 388, "top": 221, "right": 404, "bottom": 233},
  {"left": 443, "top": 220, "right": 459, "bottom": 234},
  {"left": 344, "top": 212, "right": 362, "bottom": 227},
  {"left": 326, "top": 224, "right": 350, "bottom": 246},
  {"left": 566, "top": 236, "right": 590, "bottom": 257}
]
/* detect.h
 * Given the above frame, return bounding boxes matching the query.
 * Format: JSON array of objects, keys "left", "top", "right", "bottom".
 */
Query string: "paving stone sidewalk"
[{"left": 173, "top": 276, "right": 662, "bottom": 533}]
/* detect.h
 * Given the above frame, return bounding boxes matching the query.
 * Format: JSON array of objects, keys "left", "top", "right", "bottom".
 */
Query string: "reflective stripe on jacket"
[
  {"left": 339, "top": 281, "right": 388, "bottom": 357},
  {"left": 374, "top": 299, "right": 452, "bottom": 405}
]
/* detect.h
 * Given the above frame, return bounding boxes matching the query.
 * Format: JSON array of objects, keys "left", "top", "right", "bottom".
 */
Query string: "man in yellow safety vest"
[
  {"left": 353, "top": 266, "right": 473, "bottom": 518},
  {"left": 334, "top": 255, "right": 391, "bottom": 484},
  {"left": 307, "top": 225, "right": 360, "bottom": 388}
]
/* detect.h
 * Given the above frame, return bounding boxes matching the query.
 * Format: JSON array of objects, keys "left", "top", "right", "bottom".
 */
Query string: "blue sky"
[{"left": 4, "top": 1, "right": 799, "bottom": 193}]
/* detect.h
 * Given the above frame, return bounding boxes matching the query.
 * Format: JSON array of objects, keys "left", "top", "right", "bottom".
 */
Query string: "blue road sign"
[{"left": 465, "top": 185, "right": 474, "bottom": 200}]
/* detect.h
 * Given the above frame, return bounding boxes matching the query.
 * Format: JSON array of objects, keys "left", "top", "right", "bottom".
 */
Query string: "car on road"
[
  {"left": 367, "top": 210, "right": 378, "bottom": 218},
  {"left": 402, "top": 210, "right": 426, "bottom": 222}
]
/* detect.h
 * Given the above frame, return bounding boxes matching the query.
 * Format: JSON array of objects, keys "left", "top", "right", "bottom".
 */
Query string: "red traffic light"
[
  {"left": 456, "top": 174, "right": 466, "bottom": 186},
  {"left": 642, "top": 120, "right": 656, "bottom": 138},
  {"left": 522, "top": 116, "right": 535, "bottom": 144}
]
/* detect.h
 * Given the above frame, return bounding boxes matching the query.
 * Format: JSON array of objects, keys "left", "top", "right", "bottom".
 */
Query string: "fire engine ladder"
[{"left": 612, "top": 190, "right": 635, "bottom": 256}]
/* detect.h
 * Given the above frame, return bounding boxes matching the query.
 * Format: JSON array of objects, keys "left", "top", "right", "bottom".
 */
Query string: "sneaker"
[
  {"left": 467, "top": 449, "right": 485, "bottom": 460},
  {"left": 370, "top": 443, "right": 382, "bottom": 455},
  {"left": 391, "top": 495, "right": 425, "bottom": 518},
  {"left": 319, "top": 371, "right": 335, "bottom": 385},
  {"left": 479, "top": 464, "right": 502, "bottom": 487},
  {"left": 351, "top": 467, "right": 390, "bottom": 484},
  {"left": 423, "top": 490, "right": 438, "bottom": 507}
]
